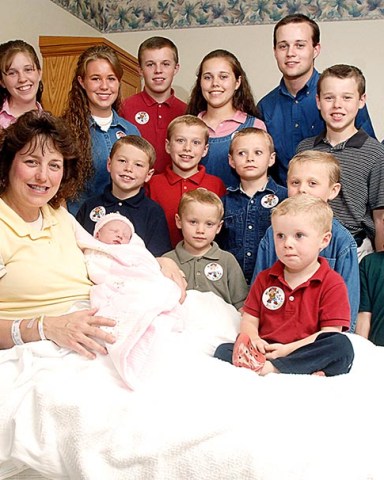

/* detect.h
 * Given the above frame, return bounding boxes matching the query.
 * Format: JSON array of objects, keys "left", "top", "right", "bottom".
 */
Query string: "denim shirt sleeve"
[
  {"left": 251, "top": 226, "right": 277, "bottom": 285},
  {"left": 333, "top": 241, "right": 360, "bottom": 332}
]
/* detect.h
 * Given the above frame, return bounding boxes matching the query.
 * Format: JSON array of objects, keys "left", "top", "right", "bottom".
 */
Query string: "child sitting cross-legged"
[
  {"left": 163, "top": 188, "right": 248, "bottom": 310},
  {"left": 254, "top": 150, "right": 359, "bottom": 331},
  {"left": 214, "top": 195, "right": 354, "bottom": 377}
]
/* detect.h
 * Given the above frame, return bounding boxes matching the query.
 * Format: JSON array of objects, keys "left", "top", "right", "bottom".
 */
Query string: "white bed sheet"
[{"left": 0, "top": 290, "right": 383, "bottom": 480}]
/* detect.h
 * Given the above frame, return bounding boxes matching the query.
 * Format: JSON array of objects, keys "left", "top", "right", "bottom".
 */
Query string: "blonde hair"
[
  {"left": 178, "top": 188, "right": 224, "bottom": 220},
  {"left": 271, "top": 194, "right": 333, "bottom": 233},
  {"left": 167, "top": 114, "right": 209, "bottom": 143},
  {"left": 288, "top": 150, "right": 340, "bottom": 185},
  {"left": 109, "top": 135, "right": 156, "bottom": 168},
  {"left": 229, "top": 127, "right": 275, "bottom": 155}
]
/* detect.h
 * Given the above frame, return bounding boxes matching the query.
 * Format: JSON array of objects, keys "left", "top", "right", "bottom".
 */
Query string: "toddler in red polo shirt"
[
  {"left": 214, "top": 195, "right": 354, "bottom": 376},
  {"left": 148, "top": 115, "right": 226, "bottom": 247}
]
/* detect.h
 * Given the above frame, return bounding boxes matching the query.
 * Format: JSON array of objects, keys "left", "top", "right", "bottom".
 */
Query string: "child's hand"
[
  {"left": 252, "top": 337, "right": 270, "bottom": 355},
  {"left": 264, "top": 343, "right": 288, "bottom": 359}
]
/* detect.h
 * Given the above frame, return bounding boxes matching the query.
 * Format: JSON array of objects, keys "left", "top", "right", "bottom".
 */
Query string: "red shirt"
[
  {"left": 120, "top": 89, "right": 187, "bottom": 174},
  {"left": 148, "top": 165, "right": 226, "bottom": 247},
  {"left": 244, "top": 257, "right": 350, "bottom": 343}
]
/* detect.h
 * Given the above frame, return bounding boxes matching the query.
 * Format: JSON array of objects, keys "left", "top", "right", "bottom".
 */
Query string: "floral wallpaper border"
[{"left": 51, "top": 0, "right": 384, "bottom": 32}]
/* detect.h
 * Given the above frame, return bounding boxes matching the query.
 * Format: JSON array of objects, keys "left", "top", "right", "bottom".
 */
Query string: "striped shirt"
[{"left": 297, "top": 129, "right": 384, "bottom": 240}]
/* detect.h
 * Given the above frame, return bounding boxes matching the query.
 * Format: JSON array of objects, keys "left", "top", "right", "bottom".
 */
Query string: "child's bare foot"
[
  {"left": 312, "top": 371, "right": 326, "bottom": 377},
  {"left": 259, "top": 360, "right": 279, "bottom": 376}
]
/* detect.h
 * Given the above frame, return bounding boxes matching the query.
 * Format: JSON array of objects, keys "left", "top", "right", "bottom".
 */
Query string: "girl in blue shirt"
[{"left": 63, "top": 45, "right": 140, "bottom": 214}]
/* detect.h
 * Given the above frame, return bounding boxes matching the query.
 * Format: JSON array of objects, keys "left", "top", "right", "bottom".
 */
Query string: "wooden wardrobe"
[{"left": 39, "top": 36, "right": 140, "bottom": 115}]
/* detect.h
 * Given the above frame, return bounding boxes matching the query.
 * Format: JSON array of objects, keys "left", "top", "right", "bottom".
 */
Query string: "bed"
[{"left": 1, "top": 290, "right": 383, "bottom": 480}]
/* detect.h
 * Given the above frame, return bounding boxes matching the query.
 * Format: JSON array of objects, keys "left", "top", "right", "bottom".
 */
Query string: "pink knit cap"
[{"left": 93, "top": 213, "right": 135, "bottom": 237}]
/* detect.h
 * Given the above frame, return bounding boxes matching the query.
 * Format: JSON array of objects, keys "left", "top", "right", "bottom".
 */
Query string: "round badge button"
[
  {"left": 204, "top": 262, "right": 223, "bottom": 282},
  {"left": 261, "top": 194, "right": 279, "bottom": 209},
  {"left": 135, "top": 111, "right": 149, "bottom": 125},
  {"left": 90, "top": 206, "right": 106, "bottom": 222},
  {"left": 262, "top": 286, "right": 285, "bottom": 310}
]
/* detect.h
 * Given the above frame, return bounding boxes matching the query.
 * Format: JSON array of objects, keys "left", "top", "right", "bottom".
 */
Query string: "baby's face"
[{"left": 96, "top": 220, "right": 132, "bottom": 245}]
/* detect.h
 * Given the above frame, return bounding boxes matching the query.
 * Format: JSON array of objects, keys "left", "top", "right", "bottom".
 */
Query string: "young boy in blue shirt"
[
  {"left": 218, "top": 128, "right": 287, "bottom": 285},
  {"left": 254, "top": 150, "right": 359, "bottom": 331},
  {"left": 76, "top": 135, "right": 171, "bottom": 256}
]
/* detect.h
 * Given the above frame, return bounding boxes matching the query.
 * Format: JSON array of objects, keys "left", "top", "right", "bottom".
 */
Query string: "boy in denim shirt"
[
  {"left": 254, "top": 150, "right": 359, "bottom": 331},
  {"left": 218, "top": 128, "right": 287, "bottom": 285}
]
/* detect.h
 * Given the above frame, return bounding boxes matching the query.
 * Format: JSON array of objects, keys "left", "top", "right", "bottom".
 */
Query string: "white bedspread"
[{"left": 1, "top": 291, "right": 383, "bottom": 480}]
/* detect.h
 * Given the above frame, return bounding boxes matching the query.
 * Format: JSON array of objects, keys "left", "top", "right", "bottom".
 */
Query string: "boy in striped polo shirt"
[{"left": 297, "top": 64, "right": 384, "bottom": 260}]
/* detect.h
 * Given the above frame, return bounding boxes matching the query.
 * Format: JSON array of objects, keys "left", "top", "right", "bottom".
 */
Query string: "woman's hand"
[
  {"left": 44, "top": 308, "right": 116, "bottom": 359},
  {"left": 157, "top": 257, "right": 187, "bottom": 303}
]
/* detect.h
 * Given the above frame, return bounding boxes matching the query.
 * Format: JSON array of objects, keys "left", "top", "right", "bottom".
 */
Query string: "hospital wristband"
[
  {"left": 37, "top": 315, "right": 47, "bottom": 341},
  {"left": 11, "top": 319, "right": 24, "bottom": 345}
]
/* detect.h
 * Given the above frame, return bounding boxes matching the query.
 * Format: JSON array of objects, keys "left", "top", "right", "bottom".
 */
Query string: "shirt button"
[
  {"left": 295, "top": 100, "right": 299, "bottom": 104},
  {"left": 248, "top": 225, "right": 253, "bottom": 230},
  {"left": 250, "top": 200, "right": 254, "bottom": 204},
  {"left": 246, "top": 252, "right": 252, "bottom": 257},
  {"left": 295, "top": 123, "right": 299, "bottom": 128},
  {"left": 289, "top": 296, "right": 294, "bottom": 301},
  {"left": 159, "top": 115, "right": 162, "bottom": 119},
  {"left": 197, "top": 272, "right": 201, "bottom": 275},
  {"left": 118, "top": 202, "right": 122, "bottom": 206}
]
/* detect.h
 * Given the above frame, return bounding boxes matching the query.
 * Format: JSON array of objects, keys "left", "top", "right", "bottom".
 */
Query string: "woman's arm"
[{"left": 0, "top": 309, "right": 116, "bottom": 359}]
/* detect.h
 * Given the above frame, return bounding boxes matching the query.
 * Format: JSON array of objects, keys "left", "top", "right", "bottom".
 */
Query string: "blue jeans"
[{"left": 214, "top": 332, "right": 354, "bottom": 376}]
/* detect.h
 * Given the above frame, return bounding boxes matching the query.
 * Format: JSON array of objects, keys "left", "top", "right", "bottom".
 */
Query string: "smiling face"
[
  {"left": 107, "top": 143, "right": 154, "bottom": 199},
  {"left": 274, "top": 22, "right": 320, "bottom": 83},
  {"left": 287, "top": 160, "right": 340, "bottom": 202},
  {"left": 165, "top": 123, "right": 208, "bottom": 177},
  {"left": 200, "top": 57, "right": 241, "bottom": 111},
  {"left": 229, "top": 132, "right": 275, "bottom": 184},
  {"left": 4, "top": 137, "right": 64, "bottom": 221},
  {"left": 78, "top": 59, "right": 119, "bottom": 117},
  {"left": 0, "top": 51, "right": 41, "bottom": 108},
  {"left": 139, "top": 47, "right": 179, "bottom": 101},
  {"left": 316, "top": 76, "right": 366, "bottom": 139},
  {"left": 175, "top": 201, "right": 223, "bottom": 256},
  {"left": 96, "top": 219, "right": 132, "bottom": 245},
  {"left": 272, "top": 213, "right": 330, "bottom": 275}
]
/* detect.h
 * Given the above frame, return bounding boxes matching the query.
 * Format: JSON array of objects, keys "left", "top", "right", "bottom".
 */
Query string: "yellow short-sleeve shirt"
[{"left": 0, "top": 200, "right": 92, "bottom": 320}]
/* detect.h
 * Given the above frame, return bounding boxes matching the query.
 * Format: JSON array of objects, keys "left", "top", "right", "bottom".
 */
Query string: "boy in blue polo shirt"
[
  {"left": 76, "top": 135, "right": 171, "bottom": 256},
  {"left": 218, "top": 128, "right": 287, "bottom": 285}
]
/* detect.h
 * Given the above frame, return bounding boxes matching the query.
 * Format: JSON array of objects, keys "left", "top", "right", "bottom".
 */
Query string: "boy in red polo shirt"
[
  {"left": 120, "top": 37, "right": 186, "bottom": 173},
  {"left": 148, "top": 115, "right": 226, "bottom": 247},
  {"left": 214, "top": 195, "right": 354, "bottom": 376}
]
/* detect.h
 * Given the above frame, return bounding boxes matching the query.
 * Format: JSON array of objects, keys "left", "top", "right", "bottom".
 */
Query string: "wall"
[
  {"left": 1, "top": 1, "right": 383, "bottom": 140},
  {"left": 0, "top": 0, "right": 99, "bottom": 61},
  {"left": 107, "top": 19, "right": 384, "bottom": 141}
]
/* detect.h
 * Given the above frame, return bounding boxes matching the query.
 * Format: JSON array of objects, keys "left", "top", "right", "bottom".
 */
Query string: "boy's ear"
[
  {"left": 175, "top": 213, "right": 182, "bottom": 230},
  {"left": 228, "top": 154, "right": 236, "bottom": 169},
  {"left": 107, "top": 157, "right": 112, "bottom": 173},
  {"left": 144, "top": 168, "right": 155, "bottom": 183},
  {"left": 215, "top": 220, "right": 224, "bottom": 235},
  {"left": 328, "top": 182, "right": 341, "bottom": 201},
  {"left": 165, "top": 139, "right": 171, "bottom": 154},
  {"left": 269, "top": 152, "right": 276, "bottom": 167},
  {"left": 173, "top": 63, "right": 180, "bottom": 76},
  {"left": 313, "top": 43, "right": 321, "bottom": 61},
  {"left": 320, "top": 231, "right": 332, "bottom": 251},
  {"left": 201, "top": 142, "right": 209, "bottom": 158},
  {"left": 316, "top": 94, "right": 321, "bottom": 111},
  {"left": 359, "top": 92, "right": 367, "bottom": 110}
]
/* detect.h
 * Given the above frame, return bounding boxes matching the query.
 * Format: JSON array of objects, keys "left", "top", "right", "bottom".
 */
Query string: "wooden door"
[{"left": 39, "top": 36, "right": 140, "bottom": 115}]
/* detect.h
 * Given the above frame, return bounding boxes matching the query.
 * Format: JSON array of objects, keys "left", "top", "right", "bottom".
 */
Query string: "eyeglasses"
[{"left": 2, "top": 66, "right": 37, "bottom": 79}]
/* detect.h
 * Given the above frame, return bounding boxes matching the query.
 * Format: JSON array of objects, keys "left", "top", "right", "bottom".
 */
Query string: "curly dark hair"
[
  {"left": 62, "top": 45, "right": 123, "bottom": 193},
  {"left": 0, "top": 39, "right": 43, "bottom": 109},
  {"left": 0, "top": 110, "right": 81, "bottom": 208},
  {"left": 186, "top": 49, "right": 260, "bottom": 118}
]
